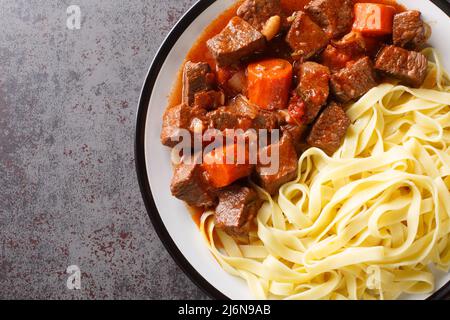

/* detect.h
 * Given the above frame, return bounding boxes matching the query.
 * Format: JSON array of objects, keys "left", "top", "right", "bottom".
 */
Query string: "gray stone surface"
[{"left": 0, "top": 0, "right": 208, "bottom": 299}]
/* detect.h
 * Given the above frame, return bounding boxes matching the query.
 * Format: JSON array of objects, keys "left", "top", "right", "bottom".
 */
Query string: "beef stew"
[{"left": 161, "top": 0, "right": 431, "bottom": 237}]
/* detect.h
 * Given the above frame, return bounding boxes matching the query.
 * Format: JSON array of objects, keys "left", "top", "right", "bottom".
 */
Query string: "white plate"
[{"left": 135, "top": 0, "right": 450, "bottom": 300}]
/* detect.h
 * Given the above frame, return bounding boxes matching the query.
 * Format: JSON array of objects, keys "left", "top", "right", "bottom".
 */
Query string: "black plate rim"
[{"left": 135, "top": 0, "right": 450, "bottom": 300}]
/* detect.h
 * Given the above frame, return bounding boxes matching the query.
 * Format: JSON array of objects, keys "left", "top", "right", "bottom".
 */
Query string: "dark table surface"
[{"left": 0, "top": 0, "right": 208, "bottom": 299}]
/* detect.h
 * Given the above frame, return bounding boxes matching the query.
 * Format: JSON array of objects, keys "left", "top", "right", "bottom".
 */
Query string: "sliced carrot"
[
  {"left": 353, "top": 3, "right": 396, "bottom": 36},
  {"left": 202, "top": 143, "right": 253, "bottom": 188},
  {"left": 247, "top": 58, "right": 293, "bottom": 110}
]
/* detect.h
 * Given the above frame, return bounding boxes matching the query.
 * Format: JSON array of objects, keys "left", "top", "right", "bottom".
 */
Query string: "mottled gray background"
[{"left": 0, "top": 0, "right": 208, "bottom": 299}]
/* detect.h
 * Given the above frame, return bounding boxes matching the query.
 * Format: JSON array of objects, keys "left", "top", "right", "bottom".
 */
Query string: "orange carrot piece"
[
  {"left": 353, "top": 3, "right": 396, "bottom": 36},
  {"left": 202, "top": 143, "right": 253, "bottom": 188},
  {"left": 247, "top": 58, "right": 293, "bottom": 110}
]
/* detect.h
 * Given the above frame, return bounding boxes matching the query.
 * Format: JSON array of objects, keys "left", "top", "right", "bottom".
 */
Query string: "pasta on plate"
[{"left": 200, "top": 48, "right": 450, "bottom": 300}]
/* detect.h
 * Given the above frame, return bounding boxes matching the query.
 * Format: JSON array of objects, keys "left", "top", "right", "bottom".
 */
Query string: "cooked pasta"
[{"left": 200, "top": 48, "right": 450, "bottom": 300}]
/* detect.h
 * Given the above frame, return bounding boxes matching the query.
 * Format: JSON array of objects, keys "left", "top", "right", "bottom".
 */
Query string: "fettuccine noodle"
[{"left": 200, "top": 48, "right": 450, "bottom": 300}]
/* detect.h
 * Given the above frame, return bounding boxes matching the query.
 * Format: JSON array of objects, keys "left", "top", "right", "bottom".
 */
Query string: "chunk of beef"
[
  {"left": 206, "top": 107, "right": 279, "bottom": 132},
  {"left": 228, "top": 95, "right": 281, "bottom": 130},
  {"left": 287, "top": 92, "right": 306, "bottom": 125},
  {"left": 207, "top": 17, "right": 266, "bottom": 67},
  {"left": 281, "top": 124, "right": 308, "bottom": 155},
  {"left": 206, "top": 106, "right": 252, "bottom": 132},
  {"left": 237, "top": 0, "right": 286, "bottom": 31},
  {"left": 375, "top": 45, "right": 428, "bottom": 88},
  {"left": 161, "top": 103, "right": 192, "bottom": 147},
  {"left": 393, "top": 11, "right": 430, "bottom": 50},
  {"left": 170, "top": 159, "right": 217, "bottom": 208},
  {"left": 266, "top": 33, "right": 296, "bottom": 61},
  {"left": 215, "top": 184, "right": 262, "bottom": 236},
  {"left": 182, "top": 61, "right": 215, "bottom": 106},
  {"left": 307, "top": 102, "right": 350, "bottom": 155},
  {"left": 330, "top": 57, "right": 378, "bottom": 103},
  {"left": 206, "top": 95, "right": 281, "bottom": 132},
  {"left": 193, "top": 90, "right": 225, "bottom": 110},
  {"left": 285, "top": 11, "right": 329, "bottom": 61},
  {"left": 255, "top": 132, "right": 298, "bottom": 195},
  {"left": 297, "top": 62, "right": 330, "bottom": 124},
  {"left": 305, "top": 0, "right": 354, "bottom": 39}
]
